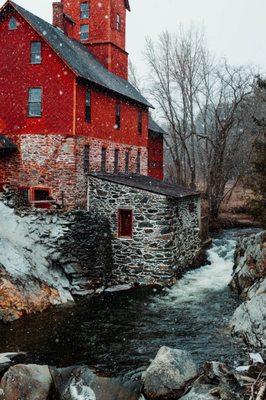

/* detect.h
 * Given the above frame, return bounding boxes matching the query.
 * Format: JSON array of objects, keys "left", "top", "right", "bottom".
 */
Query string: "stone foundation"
[{"left": 0, "top": 134, "right": 148, "bottom": 209}]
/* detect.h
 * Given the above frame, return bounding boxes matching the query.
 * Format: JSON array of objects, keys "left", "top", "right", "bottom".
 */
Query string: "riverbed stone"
[
  {"left": 142, "top": 347, "right": 198, "bottom": 399},
  {"left": 230, "top": 294, "right": 266, "bottom": 348},
  {"left": 179, "top": 383, "right": 217, "bottom": 400},
  {"left": 0, "top": 364, "right": 52, "bottom": 400},
  {"left": 50, "top": 366, "right": 142, "bottom": 400}
]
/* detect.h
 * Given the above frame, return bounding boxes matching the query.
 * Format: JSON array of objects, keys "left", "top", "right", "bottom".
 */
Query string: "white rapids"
[{"left": 154, "top": 236, "right": 237, "bottom": 307}]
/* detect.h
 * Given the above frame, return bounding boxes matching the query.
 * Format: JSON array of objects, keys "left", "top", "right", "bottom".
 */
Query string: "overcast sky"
[{"left": 1, "top": 0, "right": 265, "bottom": 74}]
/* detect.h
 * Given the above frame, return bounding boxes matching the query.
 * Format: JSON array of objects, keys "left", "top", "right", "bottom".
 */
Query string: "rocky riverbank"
[
  {"left": 0, "top": 347, "right": 265, "bottom": 400},
  {"left": 229, "top": 231, "right": 266, "bottom": 350}
]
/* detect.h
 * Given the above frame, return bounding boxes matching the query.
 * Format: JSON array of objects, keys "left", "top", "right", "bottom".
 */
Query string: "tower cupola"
[{"left": 52, "top": 0, "right": 130, "bottom": 79}]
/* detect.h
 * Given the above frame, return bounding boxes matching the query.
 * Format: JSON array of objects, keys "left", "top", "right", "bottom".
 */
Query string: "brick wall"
[{"left": 88, "top": 176, "right": 201, "bottom": 287}]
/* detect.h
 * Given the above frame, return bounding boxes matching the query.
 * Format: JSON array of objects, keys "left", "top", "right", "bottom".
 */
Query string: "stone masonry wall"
[
  {"left": 0, "top": 134, "right": 148, "bottom": 209},
  {"left": 88, "top": 177, "right": 201, "bottom": 286},
  {"left": 0, "top": 191, "right": 113, "bottom": 298}
]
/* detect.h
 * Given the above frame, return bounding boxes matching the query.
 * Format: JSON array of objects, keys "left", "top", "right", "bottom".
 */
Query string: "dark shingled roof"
[
  {"left": 7, "top": 1, "right": 152, "bottom": 108},
  {"left": 149, "top": 116, "right": 166, "bottom": 135},
  {"left": 0, "top": 135, "right": 17, "bottom": 152},
  {"left": 90, "top": 173, "right": 199, "bottom": 198}
]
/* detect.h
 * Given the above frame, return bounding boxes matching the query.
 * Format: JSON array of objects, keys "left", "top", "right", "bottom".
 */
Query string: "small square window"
[
  {"left": 118, "top": 209, "right": 133, "bottom": 238},
  {"left": 80, "top": 24, "right": 89, "bottom": 40},
  {"left": 8, "top": 17, "right": 17, "bottom": 30}
]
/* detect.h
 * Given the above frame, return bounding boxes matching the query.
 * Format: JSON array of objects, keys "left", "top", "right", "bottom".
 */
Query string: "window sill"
[{"left": 118, "top": 236, "right": 133, "bottom": 241}]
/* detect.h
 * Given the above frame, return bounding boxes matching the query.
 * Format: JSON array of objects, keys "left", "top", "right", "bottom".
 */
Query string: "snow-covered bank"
[{"left": 0, "top": 191, "right": 113, "bottom": 322}]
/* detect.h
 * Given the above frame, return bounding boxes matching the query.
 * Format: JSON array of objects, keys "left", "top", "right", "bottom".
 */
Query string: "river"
[{"left": 0, "top": 228, "right": 257, "bottom": 375}]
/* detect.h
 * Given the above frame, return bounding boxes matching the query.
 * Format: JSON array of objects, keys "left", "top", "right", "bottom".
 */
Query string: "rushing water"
[{"left": 0, "top": 229, "right": 257, "bottom": 375}]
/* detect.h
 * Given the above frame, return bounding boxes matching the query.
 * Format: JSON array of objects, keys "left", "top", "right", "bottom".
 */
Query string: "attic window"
[
  {"left": 8, "top": 17, "right": 17, "bottom": 30},
  {"left": 80, "top": 24, "right": 89, "bottom": 40}
]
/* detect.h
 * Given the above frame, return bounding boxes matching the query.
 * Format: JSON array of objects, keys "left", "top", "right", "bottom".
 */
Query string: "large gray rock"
[
  {"left": 179, "top": 384, "right": 216, "bottom": 400},
  {"left": 142, "top": 347, "right": 198, "bottom": 399},
  {"left": 0, "top": 364, "right": 52, "bottom": 400},
  {"left": 230, "top": 293, "right": 266, "bottom": 348},
  {"left": 229, "top": 231, "right": 266, "bottom": 349},
  {"left": 230, "top": 231, "right": 266, "bottom": 297},
  {"left": 50, "top": 366, "right": 142, "bottom": 400}
]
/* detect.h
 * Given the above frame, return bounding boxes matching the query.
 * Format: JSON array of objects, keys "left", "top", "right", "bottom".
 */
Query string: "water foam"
[{"left": 154, "top": 236, "right": 237, "bottom": 307}]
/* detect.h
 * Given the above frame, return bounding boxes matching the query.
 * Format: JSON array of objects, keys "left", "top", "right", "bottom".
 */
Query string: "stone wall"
[
  {"left": 0, "top": 134, "right": 148, "bottom": 209},
  {"left": 88, "top": 176, "right": 201, "bottom": 286},
  {"left": 0, "top": 191, "right": 113, "bottom": 321}
]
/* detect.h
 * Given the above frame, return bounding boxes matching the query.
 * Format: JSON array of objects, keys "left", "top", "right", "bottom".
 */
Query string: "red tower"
[{"left": 52, "top": 0, "right": 130, "bottom": 79}]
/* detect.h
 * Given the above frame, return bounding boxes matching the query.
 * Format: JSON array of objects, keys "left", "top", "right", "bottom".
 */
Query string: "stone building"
[{"left": 89, "top": 174, "right": 201, "bottom": 285}]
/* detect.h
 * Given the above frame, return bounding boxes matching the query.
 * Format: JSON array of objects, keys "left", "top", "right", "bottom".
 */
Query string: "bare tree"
[{"left": 145, "top": 25, "right": 257, "bottom": 219}]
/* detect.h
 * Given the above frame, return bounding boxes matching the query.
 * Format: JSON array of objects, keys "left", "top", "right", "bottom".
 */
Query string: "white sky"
[{"left": 1, "top": 0, "right": 265, "bottom": 74}]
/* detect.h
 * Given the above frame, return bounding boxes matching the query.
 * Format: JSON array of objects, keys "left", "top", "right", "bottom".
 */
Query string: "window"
[
  {"left": 85, "top": 88, "right": 91, "bottom": 122},
  {"left": 31, "top": 188, "right": 52, "bottom": 209},
  {"left": 116, "top": 13, "right": 121, "bottom": 31},
  {"left": 189, "top": 203, "right": 196, "bottom": 213},
  {"left": 118, "top": 209, "right": 133, "bottom": 238},
  {"left": 101, "top": 147, "right": 107, "bottom": 172},
  {"left": 8, "top": 17, "right": 17, "bottom": 30},
  {"left": 136, "top": 150, "right": 141, "bottom": 174},
  {"left": 28, "top": 88, "right": 42, "bottom": 117},
  {"left": 125, "top": 150, "right": 130, "bottom": 173},
  {"left": 138, "top": 110, "right": 143, "bottom": 134},
  {"left": 115, "top": 103, "right": 121, "bottom": 129},
  {"left": 80, "top": 24, "right": 89, "bottom": 40},
  {"left": 30, "top": 41, "right": 42, "bottom": 64},
  {"left": 84, "top": 145, "right": 90, "bottom": 175},
  {"left": 80, "top": 2, "right": 89, "bottom": 19},
  {"left": 114, "top": 149, "right": 119, "bottom": 173}
]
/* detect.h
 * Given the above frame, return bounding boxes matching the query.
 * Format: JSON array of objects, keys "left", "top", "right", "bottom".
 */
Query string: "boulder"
[
  {"left": 230, "top": 231, "right": 266, "bottom": 297},
  {"left": 0, "top": 353, "right": 26, "bottom": 379},
  {"left": 142, "top": 347, "right": 198, "bottom": 399},
  {"left": 179, "top": 384, "right": 216, "bottom": 400},
  {"left": 203, "top": 361, "right": 230, "bottom": 382},
  {"left": 230, "top": 293, "right": 266, "bottom": 348},
  {"left": 50, "top": 366, "right": 142, "bottom": 400},
  {"left": 229, "top": 231, "right": 266, "bottom": 349},
  {"left": 0, "top": 364, "right": 52, "bottom": 400}
]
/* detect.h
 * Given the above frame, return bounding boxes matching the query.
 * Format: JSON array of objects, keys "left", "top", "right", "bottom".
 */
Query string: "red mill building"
[
  {"left": 0, "top": 0, "right": 165, "bottom": 207},
  {"left": 0, "top": 0, "right": 201, "bottom": 286}
]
